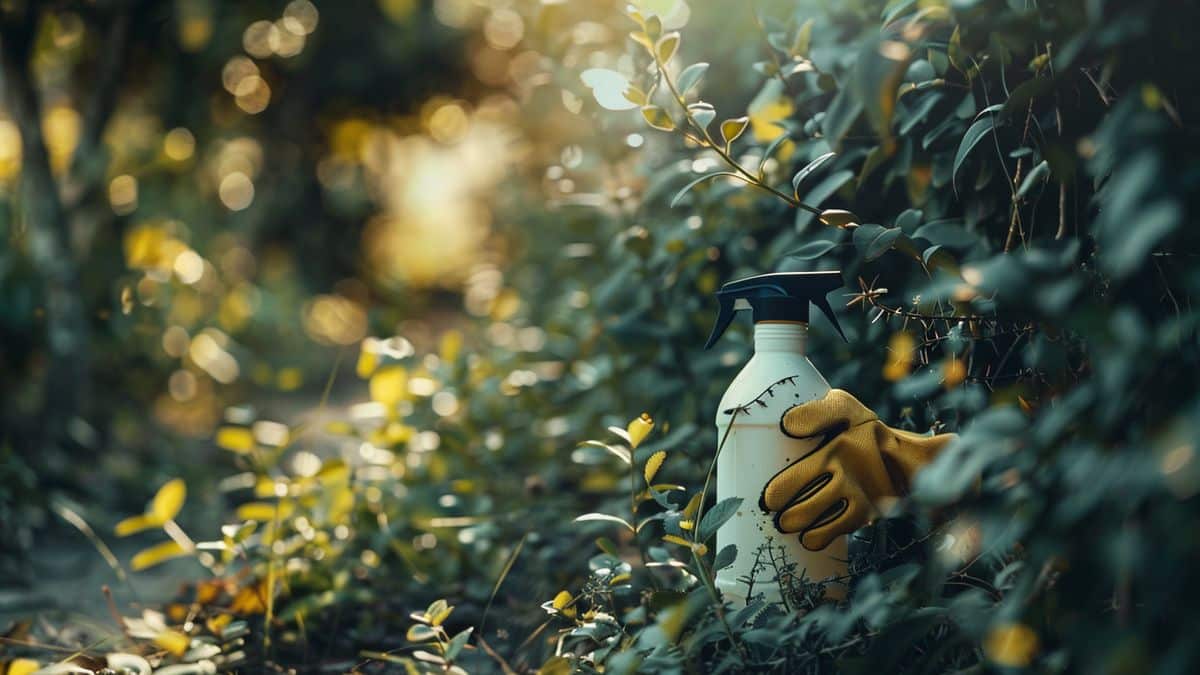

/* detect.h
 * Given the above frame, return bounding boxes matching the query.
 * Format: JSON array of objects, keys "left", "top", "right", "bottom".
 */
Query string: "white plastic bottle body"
[{"left": 713, "top": 322, "right": 848, "bottom": 603}]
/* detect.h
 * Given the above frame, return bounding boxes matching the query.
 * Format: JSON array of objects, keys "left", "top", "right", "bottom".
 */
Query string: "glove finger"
[
  {"left": 774, "top": 470, "right": 845, "bottom": 534},
  {"left": 780, "top": 389, "right": 877, "bottom": 440},
  {"left": 760, "top": 448, "right": 838, "bottom": 513},
  {"left": 801, "top": 497, "right": 871, "bottom": 552}
]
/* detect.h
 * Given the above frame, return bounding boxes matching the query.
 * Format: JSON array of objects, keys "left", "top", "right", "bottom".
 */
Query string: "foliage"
[{"left": 4, "top": 0, "right": 1200, "bottom": 673}]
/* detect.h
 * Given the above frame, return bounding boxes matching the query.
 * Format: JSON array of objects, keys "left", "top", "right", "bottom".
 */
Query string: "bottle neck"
[{"left": 753, "top": 321, "right": 808, "bottom": 354}]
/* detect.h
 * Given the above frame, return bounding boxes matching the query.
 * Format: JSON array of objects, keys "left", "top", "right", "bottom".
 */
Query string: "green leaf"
[
  {"left": 821, "top": 88, "right": 864, "bottom": 145},
  {"left": 786, "top": 240, "right": 837, "bottom": 260},
  {"left": 642, "top": 105, "right": 676, "bottom": 131},
  {"left": 669, "top": 172, "right": 739, "bottom": 207},
  {"left": 687, "top": 101, "right": 715, "bottom": 129},
  {"left": 791, "top": 18, "right": 814, "bottom": 57},
  {"left": 720, "top": 117, "right": 749, "bottom": 146},
  {"left": 713, "top": 544, "right": 737, "bottom": 571},
  {"left": 445, "top": 627, "right": 473, "bottom": 661},
  {"left": 698, "top": 497, "right": 742, "bottom": 541},
  {"left": 853, "top": 224, "right": 903, "bottom": 260},
  {"left": 792, "top": 151, "right": 837, "bottom": 196},
  {"left": 1016, "top": 160, "right": 1050, "bottom": 199},
  {"left": 757, "top": 132, "right": 794, "bottom": 176},
  {"left": 131, "top": 540, "right": 189, "bottom": 571},
  {"left": 580, "top": 69, "right": 639, "bottom": 111},
  {"left": 952, "top": 116, "right": 996, "bottom": 191},
  {"left": 406, "top": 624, "right": 438, "bottom": 642},
  {"left": 676, "top": 62, "right": 709, "bottom": 95}
]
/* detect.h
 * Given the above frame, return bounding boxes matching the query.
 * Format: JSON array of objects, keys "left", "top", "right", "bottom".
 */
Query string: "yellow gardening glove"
[{"left": 760, "top": 389, "right": 955, "bottom": 551}]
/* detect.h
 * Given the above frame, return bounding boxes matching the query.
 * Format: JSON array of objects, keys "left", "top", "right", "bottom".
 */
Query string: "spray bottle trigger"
[
  {"left": 704, "top": 296, "right": 737, "bottom": 350},
  {"left": 812, "top": 294, "right": 848, "bottom": 342}
]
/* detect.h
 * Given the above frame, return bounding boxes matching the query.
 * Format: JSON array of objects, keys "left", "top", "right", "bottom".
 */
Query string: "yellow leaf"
[
  {"left": 7, "top": 658, "right": 40, "bottom": 675},
  {"left": 679, "top": 519, "right": 694, "bottom": 531},
  {"left": 369, "top": 366, "right": 408, "bottom": 407},
  {"left": 748, "top": 94, "right": 793, "bottom": 143},
  {"left": 215, "top": 426, "right": 255, "bottom": 454},
  {"left": 641, "top": 105, "right": 675, "bottom": 132},
  {"left": 230, "top": 580, "right": 269, "bottom": 615},
  {"left": 720, "top": 116, "right": 749, "bottom": 147},
  {"left": 356, "top": 342, "right": 379, "bottom": 378},
  {"left": 883, "top": 332, "right": 917, "bottom": 382},
  {"left": 644, "top": 450, "right": 666, "bottom": 484},
  {"left": 627, "top": 413, "right": 654, "bottom": 449},
  {"left": 149, "top": 478, "right": 186, "bottom": 524},
  {"left": 943, "top": 357, "right": 967, "bottom": 388},
  {"left": 662, "top": 534, "right": 692, "bottom": 547},
  {"left": 551, "top": 590, "right": 571, "bottom": 609},
  {"left": 131, "top": 540, "right": 189, "bottom": 571},
  {"left": 682, "top": 492, "right": 703, "bottom": 520},
  {"left": 984, "top": 622, "right": 1039, "bottom": 667},
  {"left": 115, "top": 513, "right": 155, "bottom": 537},
  {"left": 430, "top": 604, "right": 454, "bottom": 626},
  {"left": 440, "top": 329, "right": 463, "bottom": 363},
  {"left": 655, "top": 32, "right": 679, "bottom": 62},
  {"left": 236, "top": 501, "right": 293, "bottom": 521}
]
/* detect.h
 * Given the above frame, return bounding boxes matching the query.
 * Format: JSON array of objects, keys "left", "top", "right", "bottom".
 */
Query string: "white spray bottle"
[{"left": 703, "top": 271, "right": 849, "bottom": 603}]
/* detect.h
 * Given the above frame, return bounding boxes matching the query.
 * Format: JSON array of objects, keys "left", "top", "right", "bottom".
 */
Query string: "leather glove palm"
[{"left": 760, "top": 389, "right": 954, "bottom": 551}]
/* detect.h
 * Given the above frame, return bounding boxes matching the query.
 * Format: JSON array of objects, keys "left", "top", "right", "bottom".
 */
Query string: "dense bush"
[{"left": 6, "top": 0, "right": 1200, "bottom": 672}]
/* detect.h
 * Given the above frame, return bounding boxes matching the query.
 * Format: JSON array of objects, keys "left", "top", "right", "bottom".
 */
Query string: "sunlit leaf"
[
  {"left": 149, "top": 478, "right": 186, "bottom": 524},
  {"left": 641, "top": 105, "right": 675, "bottom": 131},
  {"left": 131, "top": 540, "right": 189, "bottom": 571},
  {"left": 719, "top": 116, "right": 749, "bottom": 147},
  {"left": 574, "top": 513, "right": 635, "bottom": 531},
  {"left": 655, "top": 32, "right": 680, "bottom": 63},
  {"left": 581, "top": 440, "right": 631, "bottom": 464},
  {"left": 627, "top": 413, "right": 654, "bottom": 448},
  {"left": 644, "top": 450, "right": 666, "bottom": 483},
  {"left": 791, "top": 18, "right": 814, "bottom": 57},
  {"left": 579, "top": 69, "right": 639, "bottom": 111},
  {"left": 153, "top": 630, "right": 191, "bottom": 657},
  {"left": 819, "top": 209, "right": 859, "bottom": 228},
  {"left": 115, "top": 514, "right": 155, "bottom": 537}
]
